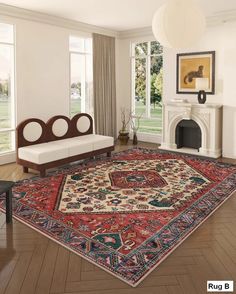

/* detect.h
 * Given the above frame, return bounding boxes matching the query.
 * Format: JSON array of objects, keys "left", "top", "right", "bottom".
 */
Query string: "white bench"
[{"left": 16, "top": 114, "right": 114, "bottom": 177}]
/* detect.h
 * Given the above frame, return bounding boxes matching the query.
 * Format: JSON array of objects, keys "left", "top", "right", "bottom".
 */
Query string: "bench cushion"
[
  {"left": 51, "top": 138, "right": 93, "bottom": 157},
  {"left": 73, "top": 134, "right": 114, "bottom": 150},
  {"left": 18, "top": 142, "right": 69, "bottom": 164}
]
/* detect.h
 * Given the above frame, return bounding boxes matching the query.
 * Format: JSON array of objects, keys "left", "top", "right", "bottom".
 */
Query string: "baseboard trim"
[
  {"left": 0, "top": 151, "right": 16, "bottom": 165},
  {"left": 222, "top": 153, "right": 236, "bottom": 160}
]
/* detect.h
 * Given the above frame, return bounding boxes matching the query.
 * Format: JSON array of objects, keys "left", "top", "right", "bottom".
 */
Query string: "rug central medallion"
[
  {"left": 57, "top": 159, "right": 210, "bottom": 214},
  {"left": 109, "top": 170, "right": 167, "bottom": 188}
]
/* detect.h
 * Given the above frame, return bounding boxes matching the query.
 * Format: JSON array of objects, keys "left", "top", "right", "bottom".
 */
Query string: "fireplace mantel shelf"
[
  {"left": 166, "top": 102, "right": 222, "bottom": 109},
  {"left": 159, "top": 102, "right": 223, "bottom": 158}
]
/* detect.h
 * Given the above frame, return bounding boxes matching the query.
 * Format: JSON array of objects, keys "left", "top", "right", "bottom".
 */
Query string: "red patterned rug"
[{"left": 1, "top": 148, "right": 236, "bottom": 286}]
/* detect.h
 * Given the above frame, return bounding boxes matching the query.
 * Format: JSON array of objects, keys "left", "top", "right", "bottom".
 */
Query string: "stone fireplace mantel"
[{"left": 160, "top": 102, "right": 222, "bottom": 158}]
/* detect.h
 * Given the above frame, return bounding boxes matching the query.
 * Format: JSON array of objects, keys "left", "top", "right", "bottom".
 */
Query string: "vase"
[
  {"left": 118, "top": 130, "right": 129, "bottom": 145},
  {"left": 133, "top": 132, "right": 138, "bottom": 145}
]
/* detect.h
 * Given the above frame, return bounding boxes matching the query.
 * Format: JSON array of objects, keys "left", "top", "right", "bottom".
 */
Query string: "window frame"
[
  {"left": 69, "top": 36, "right": 92, "bottom": 117},
  {"left": 131, "top": 40, "right": 163, "bottom": 135},
  {"left": 0, "top": 22, "right": 16, "bottom": 155}
]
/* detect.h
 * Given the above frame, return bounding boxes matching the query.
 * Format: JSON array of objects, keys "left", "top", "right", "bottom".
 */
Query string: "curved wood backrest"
[
  {"left": 16, "top": 113, "right": 93, "bottom": 148},
  {"left": 46, "top": 115, "right": 72, "bottom": 141},
  {"left": 16, "top": 118, "right": 47, "bottom": 148},
  {"left": 71, "top": 113, "right": 93, "bottom": 137}
]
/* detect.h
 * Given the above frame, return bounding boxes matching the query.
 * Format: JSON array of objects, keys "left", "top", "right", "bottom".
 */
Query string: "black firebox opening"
[{"left": 175, "top": 119, "right": 202, "bottom": 150}]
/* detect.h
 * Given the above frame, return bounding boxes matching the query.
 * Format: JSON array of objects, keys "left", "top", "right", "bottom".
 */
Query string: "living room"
[{"left": 0, "top": 1, "right": 236, "bottom": 293}]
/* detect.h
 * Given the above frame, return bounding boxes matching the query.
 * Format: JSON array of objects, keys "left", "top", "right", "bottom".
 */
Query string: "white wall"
[
  {"left": 221, "top": 23, "right": 236, "bottom": 158},
  {"left": 16, "top": 19, "right": 70, "bottom": 122},
  {"left": 116, "top": 37, "right": 132, "bottom": 137},
  {"left": 116, "top": 23, "right": 236, "bottom": 158}
]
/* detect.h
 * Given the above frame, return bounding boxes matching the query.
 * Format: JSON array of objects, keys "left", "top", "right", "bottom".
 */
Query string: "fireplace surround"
[{"left": 160, "top": 102, "right": 222, "bottom": 158}]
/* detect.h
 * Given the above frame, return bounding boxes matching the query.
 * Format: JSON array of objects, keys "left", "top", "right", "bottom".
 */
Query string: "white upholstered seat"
[
  {"left": 73, "top": 134, "right": 114, "bottom": 150},
  {"left": 18, "top": 142, "right": 69, "bottom": 164},
  {"left": 51, "top": 138, "right": 93, "bottom": 157},
  {"left": 18, "top": 135, "right": 114, "bottom": 164}
]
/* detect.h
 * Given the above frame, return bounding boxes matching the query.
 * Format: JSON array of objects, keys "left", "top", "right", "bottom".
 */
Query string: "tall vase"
[{"left": 133, "top": 131, "right": 138, "bottom": 145}]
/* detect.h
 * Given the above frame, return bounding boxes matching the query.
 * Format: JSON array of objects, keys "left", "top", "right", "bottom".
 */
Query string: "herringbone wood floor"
[{"left": 0, "top": 142, "right": 236, "bottom": 294}]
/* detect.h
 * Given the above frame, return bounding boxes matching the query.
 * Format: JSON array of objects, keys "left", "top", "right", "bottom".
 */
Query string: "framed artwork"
[{"left": 176, "top": 51, "right": 215, "bottom": 94}]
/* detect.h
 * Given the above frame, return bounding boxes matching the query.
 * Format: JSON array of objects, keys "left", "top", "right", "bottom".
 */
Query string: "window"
[
  {"left": 69, "top": 36, "right": 93, "bottom": 117},
  {"left": 131, "top": 41, "right": 163, "bottom": 134},
  {"left": 0, "top": 22, "right": 15, "bottom": 154}
]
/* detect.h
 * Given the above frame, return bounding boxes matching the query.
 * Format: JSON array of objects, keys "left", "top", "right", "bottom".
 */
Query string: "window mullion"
[
  {"left": 81, "top": 54, "right": 86, "bottom": 112},
  {"left": 131, "top": 57, "right": 135, "bottom": 115}
]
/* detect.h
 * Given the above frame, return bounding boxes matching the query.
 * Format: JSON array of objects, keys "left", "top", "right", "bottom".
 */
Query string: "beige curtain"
[{"left": 93, "top": 33, "right": 117, "bottom": 137}]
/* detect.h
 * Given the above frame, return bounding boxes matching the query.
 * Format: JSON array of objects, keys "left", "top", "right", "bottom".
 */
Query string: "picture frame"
[{"left": 176, "top": 51, "right": 215, "bottom": 94}]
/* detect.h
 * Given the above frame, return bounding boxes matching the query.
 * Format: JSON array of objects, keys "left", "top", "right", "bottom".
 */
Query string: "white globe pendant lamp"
[{"left": 152, "top": 0, "right": 206, "bottom": 48}]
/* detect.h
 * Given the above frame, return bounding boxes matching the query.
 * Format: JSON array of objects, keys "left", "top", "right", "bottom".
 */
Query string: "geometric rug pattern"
[{"left": 0, "top": 148, "right": 235, "bottom": 286}]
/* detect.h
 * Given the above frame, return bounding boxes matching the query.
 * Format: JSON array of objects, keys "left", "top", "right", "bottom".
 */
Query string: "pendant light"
[{"left": 152, "top": 0, "right": 206, "bottom": 48}]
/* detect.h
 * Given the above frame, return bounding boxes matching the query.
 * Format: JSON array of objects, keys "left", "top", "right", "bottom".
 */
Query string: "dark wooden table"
[{"left": 0, "top": 181, "right": 14, "bottom": 223}]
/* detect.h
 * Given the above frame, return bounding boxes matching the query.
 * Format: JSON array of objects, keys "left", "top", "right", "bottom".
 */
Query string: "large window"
[
  {"left": 131, "top": 41, "right": 163, "bottom": 134},
  {"left": 69, "top": 36, "right": 93, "bottom": 117},
  {"left": 0, "top": 22, "right": 15, "bottom": 154}
]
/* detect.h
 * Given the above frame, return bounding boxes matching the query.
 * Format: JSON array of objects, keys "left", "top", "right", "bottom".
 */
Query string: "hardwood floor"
[{"left": 0, "top": 142, "right": 236, "bottom": 294}]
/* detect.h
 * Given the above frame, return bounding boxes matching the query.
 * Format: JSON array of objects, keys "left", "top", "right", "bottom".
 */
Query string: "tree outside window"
[{"left": 132, "top": 41, "right": 163, "bottom": 134}]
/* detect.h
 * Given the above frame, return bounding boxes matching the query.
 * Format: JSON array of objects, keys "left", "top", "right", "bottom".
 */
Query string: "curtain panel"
[{"left": 93, "top": 33, "right": 117, "bottom": 138}]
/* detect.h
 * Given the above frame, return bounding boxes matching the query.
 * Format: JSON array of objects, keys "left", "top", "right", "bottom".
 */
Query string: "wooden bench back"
[{"left": 16, "top": 113, "right": 93, "bottom": 148}]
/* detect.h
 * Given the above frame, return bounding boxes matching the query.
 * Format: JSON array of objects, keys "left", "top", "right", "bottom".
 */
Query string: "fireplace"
[
  {"left": 175, "top": 119, "right": 201, "bottom": 150},
  {"left": 160, "top": 102, "right": 222, "bottom": 158}
]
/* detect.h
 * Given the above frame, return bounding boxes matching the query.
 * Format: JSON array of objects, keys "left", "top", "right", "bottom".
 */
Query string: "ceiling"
[{"left": 1, "top": 0, "right": 236, "bottom": 31}]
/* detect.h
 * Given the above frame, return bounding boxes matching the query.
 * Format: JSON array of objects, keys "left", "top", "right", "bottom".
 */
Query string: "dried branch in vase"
[
  {"left": 120, "top": 107, "right": 131, "bottom": 133},
  {"left": 130, "top": 111, "right": 144, "bottom": 133},
  {"left": 130, "top": 111, "right": 144, "bottom": 145}
]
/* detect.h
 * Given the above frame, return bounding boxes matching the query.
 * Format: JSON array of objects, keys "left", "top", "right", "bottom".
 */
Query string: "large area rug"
[{"left": 1, "top": 148, "right": 236, "bottom": 286}]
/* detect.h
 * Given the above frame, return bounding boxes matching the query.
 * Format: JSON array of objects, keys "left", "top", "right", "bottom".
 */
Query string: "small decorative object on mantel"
[
  {"left": 170, "top": 98, "right": 188, "bottom": 103},
  {"left": 195, "top": 78, "right": 208, "bottom": 104},
  {"left": 176, "top": 51, "right": 215, "bottom": 95},
  {"left": 118, "top": 108, "right": 131, "bottom": 145},
  {"left": 130, "top": 111, "right": 144, "bottom": 145}
]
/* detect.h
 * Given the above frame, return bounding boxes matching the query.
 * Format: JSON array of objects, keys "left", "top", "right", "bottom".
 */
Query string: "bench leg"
[
  {"left": 107, "top": 151, "right": 111, "bottom": 157},
  {"left": 6, "top": 189, "right": 12, "bottom": 224},
  {"left": 40, "top": 170, "right": 46, "bottom": 177},
  {"left": 23, "top": 166, "right": 28, "bottom": 173}
]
